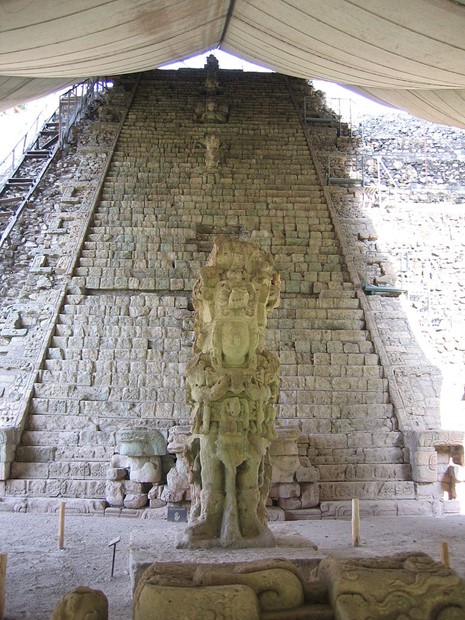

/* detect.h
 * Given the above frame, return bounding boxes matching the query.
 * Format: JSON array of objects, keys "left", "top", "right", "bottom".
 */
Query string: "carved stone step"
[
  {"left": 4, "top": 478, "right": 106, "bottom": 498},
  {"left": 308, "top": 430, "right": 403, "bottom": 451},
  {"left": 46, "top": 347, "right": 180, "bottom": 361},
  {"left": 302, "top": 416, "right": 397, "bottom": 434},
  {"left": 15, "top": 444, "right": 117, "bottom": 462},
  {"left": 317, "top": 463, "right": 411, "bottom": 482},
  {"left": 25, "top": 413, "right": 126, "bottom": 432},
  {"left": 10, "top": 460, "right": 107, "bottom": 480},
  {"left": 309, "top": 447, "right": 408, "bottom": 465},
  {"left": 28, "top": 398, "right": 177, "bottom": 420},
  {"left": 318, "top": 480, "right": 415, "bottom": 501},
  {"left": 21, "top": 427, "right": 115, "bottom": 445}
]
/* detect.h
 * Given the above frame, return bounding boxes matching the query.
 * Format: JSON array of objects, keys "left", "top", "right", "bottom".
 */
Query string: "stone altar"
[{"left": 178, "top": 236, "right": 281, "bottom": 549}]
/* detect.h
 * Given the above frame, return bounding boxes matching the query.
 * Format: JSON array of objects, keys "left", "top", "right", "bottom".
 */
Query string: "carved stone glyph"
[
  {"left": 179, "top": 237, "right": 281, "bottom": 548},
  {"left": 318, "top": 552, "right": 465, "bottom": 620}
]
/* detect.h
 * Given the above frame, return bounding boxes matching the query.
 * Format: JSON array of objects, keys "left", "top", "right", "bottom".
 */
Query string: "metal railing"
[
  {"left": 58, "top": 78, "right": 107, "bottom": 145},
  {"left": 0, "top": 103, "right": 57, "bottom": 187},
  {"left": 326, "top": 153, "right": 364, "bottom": 186},
  {"left": 0, "top": 77, "right": 111, "bottom": 249},
  {"left": 362, "top": 155, "right": 399, "bottom": 209},
  {"left": 0, "top": 78, "right": 109, "bottom": 190}
]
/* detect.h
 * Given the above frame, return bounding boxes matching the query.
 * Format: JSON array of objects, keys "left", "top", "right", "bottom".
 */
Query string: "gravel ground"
[{"left": 1, "top": 512, "right": 465, "bottom": 619}]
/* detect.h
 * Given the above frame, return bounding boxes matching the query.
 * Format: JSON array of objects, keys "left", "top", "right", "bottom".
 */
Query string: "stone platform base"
[{"left": 130, "top": 522, "right": 320, "bottom": 593}]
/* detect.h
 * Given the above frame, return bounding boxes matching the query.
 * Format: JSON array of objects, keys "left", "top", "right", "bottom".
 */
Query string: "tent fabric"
[{"left": 1, "top": 0, "right": 465, "bottom": 127}]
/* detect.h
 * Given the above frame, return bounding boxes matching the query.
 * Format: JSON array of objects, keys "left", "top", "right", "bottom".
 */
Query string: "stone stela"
[{"left": 178, "top": 236, "right": 281, "bottom": 549}]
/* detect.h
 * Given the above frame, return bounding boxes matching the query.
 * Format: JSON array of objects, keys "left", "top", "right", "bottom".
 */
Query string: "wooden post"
[
  {"left": 58, "top": 501, "right": 66, "bottom": 550},
  {"left": 352, "top": 498, "right": 360, "bottom": 547},
  {"left": 440, "top": 541, "right": 450, "bottom": 568},
  {"left": 0, "top": 553, "right": 7, "bottom": 620}
]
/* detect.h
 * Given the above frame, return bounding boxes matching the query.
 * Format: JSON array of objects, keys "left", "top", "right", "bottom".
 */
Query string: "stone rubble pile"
[
  {"left": 313, "top": 103, "right": 465, "bottom": 410},
  {"left": 356, "top": 112, "right": 465, "bottom": 202}
]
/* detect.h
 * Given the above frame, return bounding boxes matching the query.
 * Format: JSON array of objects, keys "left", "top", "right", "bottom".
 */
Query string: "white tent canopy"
[{"left": 1, "top": 0, "right": 465, "bottom": 126}]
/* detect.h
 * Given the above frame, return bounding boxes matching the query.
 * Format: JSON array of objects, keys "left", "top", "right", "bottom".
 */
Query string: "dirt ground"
[{"left": 1, "top": 511, "right": 465, "bottom": 619}]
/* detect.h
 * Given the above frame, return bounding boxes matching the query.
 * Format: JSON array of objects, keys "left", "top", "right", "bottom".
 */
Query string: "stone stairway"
[{"left": 5, "top": 68, "right": 412, "bottom": 511}]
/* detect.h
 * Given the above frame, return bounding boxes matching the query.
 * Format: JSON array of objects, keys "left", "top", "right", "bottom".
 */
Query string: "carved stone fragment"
[
  {"left": 317, "top": 552, "right": 465, "bottom": 620},
  {"left": 194, "top": 98, "right": 229, "bottom": 124},
  {"left": 51, "top": 586, "right": 108, "bottom": 620},
  {"left": 134, "top": 584, "right": 259, "bottom": 620}
]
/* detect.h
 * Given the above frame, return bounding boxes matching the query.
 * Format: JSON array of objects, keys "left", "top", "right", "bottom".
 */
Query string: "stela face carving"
[{"left": 178, "top": 236, "right": 281, "bottom": 549}]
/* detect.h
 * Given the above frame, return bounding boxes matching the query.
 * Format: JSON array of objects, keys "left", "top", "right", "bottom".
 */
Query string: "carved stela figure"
[{"left": 178, "top": 237, "right": 281, "bottom": 549}]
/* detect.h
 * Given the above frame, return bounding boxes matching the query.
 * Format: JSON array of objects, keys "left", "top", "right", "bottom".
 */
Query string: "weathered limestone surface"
[
  {"left": 1, "top": 67, "right": 455, "bottom": 515},
  {"left": 318, "top": 552, "right": 465, "bottom": 619},
  {"left": 179, "top": 237, "right": 280, "bottom": 548},
  {"left": 129, "top": 547, "right": 465, "bottom": 620},
  {"left": 301, "top": 79, "right": 465, "bottom": 512},
  {"left": 135, "top": 583, "right": 260, "bottom": 620},
  {"left": 105, "top": 428, "right": 170, "bottom": 509},
  {"left": 0, "top": 78, "right": 138, "bottom": 482},
  {"left": 51, "top": 586, "right": 108, "bottom": 620}
]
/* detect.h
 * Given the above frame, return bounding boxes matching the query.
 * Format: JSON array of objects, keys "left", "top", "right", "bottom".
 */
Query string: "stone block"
[
  {"left": 411, "top": 448, "right": 437, "bottom": 483},
  {"left": 106, "top": 467, "right": 127, "bottom": 481},
  {"left": 273, "top": 482, "right": 301, "bottom": 499},
  {"left": 271, "top": 455, "right": 300, "bottom": 483},
  {"left": 300, "top": 482, "right": 319, "bottom": 508},
  {"left": 296, "top": 460, "right": 320, "bottom": 483},
  {"left": 124, "top": 494, "right": 149, "bottom": 509},
  {"left": 266, "top": 506, "right": 286, "bottom": 521},
  {"left": 134, "top": 584, "right": 260, "bottom": 620},
  {"left": 278, "top": 497, "right": 302, "bottom": 510}
]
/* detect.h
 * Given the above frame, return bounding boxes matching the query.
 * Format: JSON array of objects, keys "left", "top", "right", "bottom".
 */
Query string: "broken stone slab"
[
  {"left": 317, "top": 552, "right": 465, "bottom": 619},
  {"left": 29, "top": 255, "right": 53, "bottom": 274},
  {"left": 4, "top": 497, "right": 107, "bottom": 514},
  {"left": 51, "top": 586, "right": 108, "bottom": 620}
]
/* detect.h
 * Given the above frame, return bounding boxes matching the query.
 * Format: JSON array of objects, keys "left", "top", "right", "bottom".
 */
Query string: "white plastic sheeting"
[{"left": 1, "top": 0, "right": 465, "bottom": 126}]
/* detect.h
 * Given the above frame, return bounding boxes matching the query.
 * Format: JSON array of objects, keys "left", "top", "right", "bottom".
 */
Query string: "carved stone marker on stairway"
[{"left": 178, "top": 237, "right": 281, "bottom": 549}]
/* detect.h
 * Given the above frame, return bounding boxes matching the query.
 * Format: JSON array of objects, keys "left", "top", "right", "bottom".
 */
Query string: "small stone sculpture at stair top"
[
  {"left": 179, "top": 236, "right": 281, "bottom": 549},
  {"left": 204, "top": 54, "right": 221, "bottom": 94}
]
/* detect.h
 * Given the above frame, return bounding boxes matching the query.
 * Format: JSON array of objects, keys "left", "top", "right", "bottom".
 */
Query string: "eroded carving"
[
  {"left": 179, "top": 237, "right": 281, "bottom": 548},
  {"left": 204, "top": 54, "right": 221, "bottom": 94},
  {"left": 202, "top": 134, "right": 222, "bottom": 169},
  {"left": 194, "top": 98, "right": 229, "bottom": 124},
  {"left": 105, "top": 429, "right": 168, "bottom": 509},
  {"left": 318, "top": 552, "right": 465, "bottom": 620},
  {"left": 51, "top": 586, "right": 108, "bottom": 620}
]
